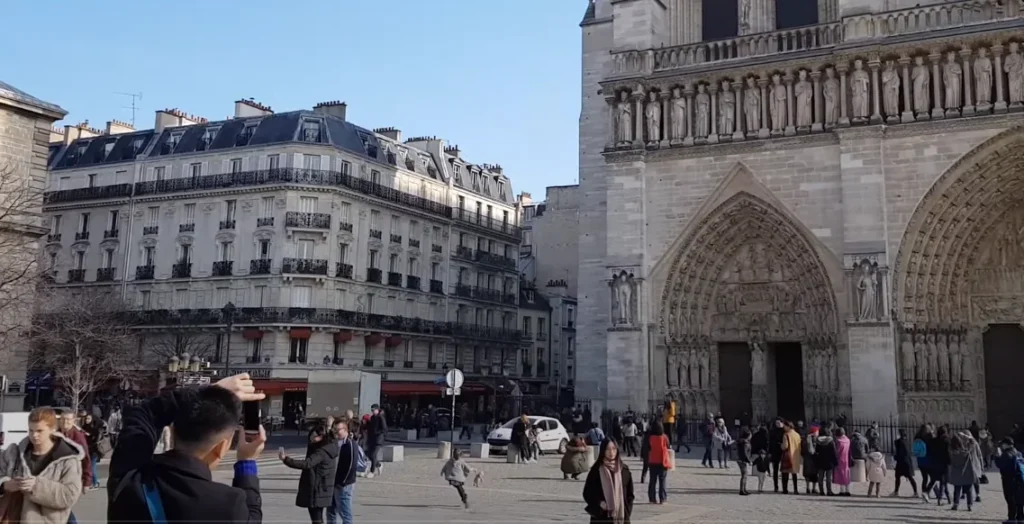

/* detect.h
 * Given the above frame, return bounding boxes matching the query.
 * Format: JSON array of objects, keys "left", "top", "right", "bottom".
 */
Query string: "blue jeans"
[
  {"left": 647, "top": 464, "right": 667, "bottom": 503},
  {"left": 90, "top": 455, "right": 99, "bottom": 487},
  {"left": 327, "top": 484, "right": 354, "bottom": 524}
]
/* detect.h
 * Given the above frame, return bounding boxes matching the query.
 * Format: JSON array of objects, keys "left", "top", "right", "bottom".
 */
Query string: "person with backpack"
[
  {"left": 993, "top": 436, "right": 1024, "bottom": 522},
  {"left": 329, "top": 419, "right": 359, "bottom": 524},
  {"left": 891, "top": 429, "right": 918, "bottom": 497},
  {"left": 913, "top": 425, "right": 931, "bottom": 500}
]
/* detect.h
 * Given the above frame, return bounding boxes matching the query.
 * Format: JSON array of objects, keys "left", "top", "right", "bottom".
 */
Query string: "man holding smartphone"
[{"left": 107, "top": 373, "right": 267, "bottom": 523}]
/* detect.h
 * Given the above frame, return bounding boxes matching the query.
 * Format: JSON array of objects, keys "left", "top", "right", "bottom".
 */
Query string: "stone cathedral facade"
[{"left": 577, "top": 0, "right": 1024, "bottom": 435}]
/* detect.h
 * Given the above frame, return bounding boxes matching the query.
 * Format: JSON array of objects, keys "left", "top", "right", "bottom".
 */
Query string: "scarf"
[{"left": 598, "top": 460, "right": 625, "bottom": 524}]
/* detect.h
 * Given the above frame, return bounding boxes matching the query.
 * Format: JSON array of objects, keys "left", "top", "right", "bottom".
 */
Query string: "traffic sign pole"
[{"left": 444, "top": 368, "right": 464, "bottom": 459}]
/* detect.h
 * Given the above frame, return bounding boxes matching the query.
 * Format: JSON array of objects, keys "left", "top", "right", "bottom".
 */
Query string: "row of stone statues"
[
  {"left": 666, "top": 345, "right": 713, "bottom": 390},
  {"left": 805, "top": 343, "right": 841, "bottom": 392},
  {"left": 610, "top": 42, "right": 1024, "bottom": 148},
  {"left": 899, "top": 329, "right": 975, "bottom": 392}
]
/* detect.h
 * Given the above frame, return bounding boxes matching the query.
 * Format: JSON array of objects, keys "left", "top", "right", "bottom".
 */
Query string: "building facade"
[
  {"left": 578, "top": 0, "right": 1024, "bottom": 435},
  {"left": 43, "top": 100, "right": 522, "bottom": 418},
  {"left": 0, "top": 81, "right": 66, "bottom": 410}
]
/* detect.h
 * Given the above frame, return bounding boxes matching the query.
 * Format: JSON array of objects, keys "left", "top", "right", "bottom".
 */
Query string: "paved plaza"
[{"left": 72, "top": 444, "right": 1011, "bottom": 523}]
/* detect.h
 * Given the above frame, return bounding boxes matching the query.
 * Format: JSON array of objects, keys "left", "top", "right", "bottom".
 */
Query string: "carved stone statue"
[
  {"left": 750, "top": 341, "right": 766, "bottom": 385},
  {"left": 926, "top": 332, "right": 939, "bottom": 385},
  {"left": 667, "top": 352, "right": 679, "bottom": 387},
  {"left": 882, "top": 60, "right": 901, "bottom": 117},
  {"left": 937, "top": 332, "right": 950, "bottom": 387},
  {"left": 912, "top": 56, "right": 931, "bottom": 116},
  {"left": 856, "top": 260, "right": 878, "bottom": 321},
  {"left": 769, "top": 74, "right": 787, "bottom": 132},
  {"left": 1005, "top": 42, "right": 1024, "bottom": 105},
  {"left": 698, "top": 346, "right": 710, "bottom": 389},
  {"left": 645, "top": 91, "right": 661, "bottom": 143},
  {"left": 739, "top": 0, "right": 751, "bottom": 33},
  {"left": 943, "top": 51, "right": 963, "bottom": 111},
  {"left": 914, "top": 332, "right": 927, "bottom": 390},
  {"left": 744, "top": 77, "right": 761, "bottom": 132},
  {"left": 949, "top": 332, "right": 963, "bottom": 388},
  {"left": 900, "top": 331, "right": 916, "bottom": 389},
  {"left": 823, "top": 68, "right": 839, "bottom": 126},
  {"left": 815, "top": 348, "right": 826, "bottom": 390},
  {"left": 851, "top": 59, "right": 870, "bottom": 120},
  {"left": 795, "top": 70, "right": 813, "bottom": 128},
  {"left": 804, "top": 344, "right": 816, "bottom": 388},
  {"left": 688, "top": 347, "right": 699, "bottom": 388},
  {"left": 611, "top": 272, "right": 635, "bottom": 325},
  {"left": 719, "top": 81, "right": 735, "bottom": 135},
  {"left": 615, "top": 91, "right": 633, "bottom": 144},
  {"left": 827, "top": 347, "right": 838, "bottom": 391},
  {"left": 974, "top": 47, "right": 993, "bottom": 108},
  {"left": 695, "top": 84, "right": 711, "bottom": 138},
  {"left": 960, "top": 342, "right": 974, "bottom": 390},
  {"left": 671, "top": 87, "right": 686, "bottom": 140}
]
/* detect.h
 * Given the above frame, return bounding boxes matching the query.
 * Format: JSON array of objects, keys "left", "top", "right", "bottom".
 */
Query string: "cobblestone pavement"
[{"left": 72, "top": 447, "right": 1010, "bottom": 522}]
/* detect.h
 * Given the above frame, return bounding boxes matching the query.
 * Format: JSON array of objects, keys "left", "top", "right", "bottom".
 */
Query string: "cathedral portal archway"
[{"left": 893, "top": 126, "right": 1024, "bottom": 433}]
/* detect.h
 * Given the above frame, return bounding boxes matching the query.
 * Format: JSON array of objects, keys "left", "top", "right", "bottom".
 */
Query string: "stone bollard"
[
  {"left": 437, "top": 441, "right": 451, "bottom": 459},
  {"left": 403, "top": 429, "right": 418, "bottom": 441},
  {"left": 586, "top": 445, "right": 598, "bottom": 468},
  {"left": 470, "top": 442, "right": 489, "bottom": 458},
  {"left": 382, "top": 445, "right": 404, "bottom": 462},
  {"left": 507, "top": 444, "right": 520, "bottom": 463},
  {"left": 851, "top": 458, "right": 866, "bottom": 483}
]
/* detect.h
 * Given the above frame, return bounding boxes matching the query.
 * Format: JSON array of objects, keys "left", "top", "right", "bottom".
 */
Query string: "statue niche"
[
  {"left": 610, "top": 270, "right": 639, "bottom": 327},
  {"left": 853, "top": 258, "right": 883, "bottom": 322}
]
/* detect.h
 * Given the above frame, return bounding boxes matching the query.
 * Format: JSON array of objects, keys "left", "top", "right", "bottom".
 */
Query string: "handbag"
[
  {"left": 0, "top": 492, "right": 24, "bottom": 524},
  {"left": 97, "top": 434, "right": 113, "bottom": 458},
  {"left": 979, "top": 473, "right": 989, "bottom": 484}
]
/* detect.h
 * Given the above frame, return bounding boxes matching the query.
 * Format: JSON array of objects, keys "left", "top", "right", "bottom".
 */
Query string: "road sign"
[
  {"left": 445, "top": 368, "right": 465, "bottom": 389},
  {"left": 444, "top": 387, "right": 461, "bottom": 396}
]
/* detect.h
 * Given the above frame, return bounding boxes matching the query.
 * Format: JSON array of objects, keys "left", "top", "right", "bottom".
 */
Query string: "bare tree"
[
  {"left": 31, "top": 289, "right": 138, "bottom": 410},
  {"left": 146, "top": 328, "right": 217, "bottom": 363},
  {"left": 0, "top": 162, "right": 47, "bottom": 339}
]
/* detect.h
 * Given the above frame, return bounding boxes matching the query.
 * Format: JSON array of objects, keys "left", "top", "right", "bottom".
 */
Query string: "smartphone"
[{"left": 242, "top": 401, "right": 261, "bottom": 433}]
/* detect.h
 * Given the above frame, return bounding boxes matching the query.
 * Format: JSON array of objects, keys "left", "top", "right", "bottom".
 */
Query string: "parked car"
[{"left": 487, "top": 416, "right": 570, "bottom": 455}]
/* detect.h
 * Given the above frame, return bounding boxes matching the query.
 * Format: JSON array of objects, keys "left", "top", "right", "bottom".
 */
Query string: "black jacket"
[
  {"left": 736, "top": 437, "right": 752, "bottom": 464},
  {"left": 926, "top": 435, "right": 951, "bottom": 472},
  {"left": 334, "top": 439, "right": 358, "bottom": 487},
  {"left": 893, "top": 437, "right": 914, "bottom": 476},
  {"left": 366, "top": 414, "right": 388, "bottom": 447},
  {"left": 812, "top": 436, "right": 838, "bottom": 472},
  {"left": 582, "top": 464, "right": 635, "bottom": 524},
  {"left": 284, "top": 440, "right": 339, "bottom": 508},
  {"left": 768, "top": 426, "right": 784, "bottom": 459},
  {"left": 750, "top": 430, "right": 769, "bottom": 455},
  {"left": 107, "top": 390, "right": 261, "bottom": 523}
]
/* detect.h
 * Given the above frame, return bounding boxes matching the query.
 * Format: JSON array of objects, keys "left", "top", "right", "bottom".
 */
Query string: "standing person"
[
  {"left": 512, "top": 415, "right": 531, "bottom": 464},
  {"left": 81, "top": 413, "right": 103, "bottom": 490},
  {"left": 866, "top": 422, "right": 881, "bottom": 452},
  {"left": 833, "top": 427, "right": 852, "bottom": 496},
  {"left": 927, "top": 426, "right": 953, "bottom": 505},
  {"left": 586, "top": 422, "right": 606, "bottom": 449},
  {"left": 621, "top": 418, "right": 638, "bottom": 458},
  {"left": 801, "top": 426, "right": 819, "bottom": 495},
  {"left": 736, "top": 428, "right": 752, "bottom": 496},
  {"left": 753, "top": 448, "right": 770, "bottom": 494},
  {"left": 106, "top": 373, "right": 267, "bottom": 523},
  {"left": 561, "top": 437, "right": 589, "bottom": 480},
  {"left": 913, "top": 425, "right": 932, "bottom": 501},
  {"left": 364, "top": 404, "right": 388, "bottom": 477},
  {"left": 107, "top": 406, "right": 123, "bottom": 449},
  {"left": 780, "top": 422, "right": 802, "bottom": 495},
  {"left": 711, "top": 418, "right": 733, "bottom": 469},
  {"left": 644, "top": 422, "right": 671, "bottom": 504},
  {"left": 700, "top": 414, "right": 715, "bottom": 468},
  {"left": 890, "top": 429, "right": 919, "bottom": 497},
  {"left": 661, "top": 399, "right": 676, "bottom": 448},
  {"left": 960, "top": 431, "right": 985, "bottom": 503},
  {"left": 279, "top": 421, "right": 339, "bottom": 524},
  {"left": 440, "top": 448, "right": 483, "bottom": 509},
  {"left": 768, "top": 418, "right": 785, "bottom": 491},
  {"left": 674, "top": 418, "right": 690, "bottom": 453},
  {"left": 812, "top": 429, "right": 838, "bottom": 496},
  {"left": 583, "top": 439, "right": 635, "bottom": 523},
  {"left": 328, "top": 419, "right": 358, "bottom": 524},
  {"left": 0, "top": 407, "right": 84, "bottom": 524},
  {"left": 56, "top": 412, "right": 91, "bottom": 493},
  {"left": 992, "top": 437, "right": 1023, "bottom": 522},
  {"left": 865, "top": 448, "right": 887, "bottom": 497},
  {"left": 639, "top": 425, "right": 651, "bottom": 484},
  {"left": 947, "top": 434, "right": 980, "bottom": 511}
]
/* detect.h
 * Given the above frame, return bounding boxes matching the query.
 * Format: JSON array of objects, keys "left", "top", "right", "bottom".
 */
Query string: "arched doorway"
[
  {"left": 659, "top": 181, "right": 840, "bottom": 423},
  {"left": 893, "top": 126, "right": 1024, "bottom": 436}
]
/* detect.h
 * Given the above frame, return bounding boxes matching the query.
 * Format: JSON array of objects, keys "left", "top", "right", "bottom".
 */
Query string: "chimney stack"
[
  {"left": 234, "top": 98, "right": 273, "bottom": 118},
  {"left": 106, "top": 119, "right": 135, "bottom": 136},
  {"left": 373, "top": 127, "right": 402, "bottom": 142},
  {"left": 444, "top": 144, "right": 461, "bottom": 158},
  {"left": 313, "top": 100, "right": 347, "bottom": 121},
  {"left": 63, "top": 121, "right": 101, "bottom": 145},
  {"left": 154, "top": 108, "right": 207, "bottom": 133}
]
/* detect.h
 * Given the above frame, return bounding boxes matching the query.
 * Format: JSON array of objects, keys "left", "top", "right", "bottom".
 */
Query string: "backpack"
[
  {"left": 354, "top": 442, "right": 368, "bottom": 473},
  {"left": 912, "top": 439, "right": 926, "bottom": 458},
  {"left": 1013, "top": 454, "right": 1024, "bottom": 484}
]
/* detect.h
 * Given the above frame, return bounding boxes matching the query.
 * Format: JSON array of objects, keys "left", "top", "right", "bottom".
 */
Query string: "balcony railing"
[
  {"left": 454, "top": 245, "right": 474, "bottom": 260},
  {"left": 369, "top": 229, "right": 382, "bottom": 239},
  {"left": 104, "top": 229, "right": 119, "bottom": 239},
  {"left": 502, "top": 293, "right": 518, "bottom": 305},
  {"left": 336, "top": 263, "right": 354, "bottom": 279},
  {"left": 172, "top": 262, "right": 192, "bottom": 278},
  {"left": 430, "top": 279, "right": 444, "bottom": 294},
  {"left": 408, "top": 238, "right": 420, "bottom": 249},
  {"left": 75, "top": 231, "right": 90, "bottom": 241},
  {"left": 432, "top": 244, "right": 443, "bottom": 253},
  {"left": 282, "top": 258, "right": 328, "bottom": 275},
  {"left": 179, "top": 224, "right": 194, "bottom": 233},
  {"left": 212, "top": 260, "right": 234, "bottom": 277},
  {"left": 95, "top": 267, "right": 116, "bottom": 282},
  {"left": 472, "top": 286, "right": 503, "bottom": 303},
  {"left": 42, "top": 183, "right": 133, "bottom": 205},
  {"left": 363, "top": 359, "right": 375, "bottom": 367},
  {"left": 67, "top": 269, "right": 85, "bottom": 283},
  {"left": 285, "top": 212, "right": 331, "bottom": 229},
  {"left": 475, "top": 250, "right": 517, "bottom": 271},
  {"left": 403, "top": 361, "right": 414, "bottom": 369},
  {"left": 367, "top": 268, "right": 382, "bottom": 283},
  {"left": 387, "top": 271, "right": 402, "bottom": 286},
  {"left": 143, "top": 226, "right": 159, "bottom": 235},
  {"left": 453, "top": 208, "right": 522, "bottom": 241},
  {"left": 46, "top": 233, "right": 61, "bottom": 242},
  {"left": 339, "top": 221, "right": 353, "bottom": 233},
  {"left": 537, "top": 331, "right": 547, "bottom": 341},
  {"left": 250, "top": 258, "right": 272, "bottom": 275},
  {"left": 135, "top": 265, "right": 154, "bottom": 280},
  {"left": 406, "top": 275, "right": 421, "bottom": 290},
  {"left": 257, "top": 217, "right": 274, "bottom": 227},
  {"left": 454, "top": 283, "right": 472, "bottom": 298},
  {"left": 219, "top": 219, "right": 236, "bottom": 230},
  {"left": 390, "top": 234, "right": 402, "bottom": 244}
]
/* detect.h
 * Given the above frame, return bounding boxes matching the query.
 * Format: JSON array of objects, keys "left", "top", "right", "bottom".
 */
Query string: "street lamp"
[
  {"left": 167, "top": 353, "right": 211, "bottom": 387},
  {"left": 221, "top": 302, "right": 236, "bottom": 374}
]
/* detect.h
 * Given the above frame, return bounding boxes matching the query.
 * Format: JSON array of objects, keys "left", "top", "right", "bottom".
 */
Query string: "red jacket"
[
  {"left": 64, "top": 426, "right": 92, "bottom": 487},
  {"left": 646, "top": 434, "right": 672, "bottom": 468}
]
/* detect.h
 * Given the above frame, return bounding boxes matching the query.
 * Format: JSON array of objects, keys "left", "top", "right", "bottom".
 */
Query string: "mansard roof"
[{"left": 0, "top": 80, "right": 66, "bottom": 117}]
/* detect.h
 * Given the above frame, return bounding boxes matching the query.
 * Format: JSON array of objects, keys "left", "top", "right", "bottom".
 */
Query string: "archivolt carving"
[
  {"left": 660, "top": 192, "right": 839, "bottom": 344},
  {"left": 893, "top": 126, "right": 1024, "bottom": 325}
]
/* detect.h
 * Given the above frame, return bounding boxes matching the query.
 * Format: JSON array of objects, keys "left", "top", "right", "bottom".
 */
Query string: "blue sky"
[{"left": 1, "top": 0, "right": 584, "bottom": 199}]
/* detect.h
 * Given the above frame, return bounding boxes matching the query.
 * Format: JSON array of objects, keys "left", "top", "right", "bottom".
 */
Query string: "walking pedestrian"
[
  {"left": 279, "top": 421, "right": 339, "bottom": 524},
  {"left": 56, "top": 412, "right": 91, "bottom": 494},
  {"left": 364, "top": 404, "right": 388, "bottom": 477},
  {"left": 440, "top": 448, "right": 483, "bottom": 509},
  {"left": 891, "top": 429, "right": 918, "bottom": 497},
  {"left": 992, "top": 436, "right": 1023, "bottom": 522},
  {"left": 833, "top": 427, "right": 852, "bottom": 496},
  {"left": 583, "top": 439, "right": 635, "bottom": 523},
  {"left": 674, "top": 419, "right": 690, "bottom": 453},
  {"left": 913, "top": 424, "right": 932, "bottom": 501},
  {"left": 926, "top": 426, "right": 953, "bottom": 505},
  {"left": 328, "top": 419, "right": 358, "bottom": 524},
  {"left": 621, "top": 418, "right": 638, "bottom": 457},
  {"left": 947, "top": 433, "right": 980, "bottom": 511},
  {"left": 661, "top": 399, "right": 676, "bottom": 448},
  {"left": 81, "top": 413, "right": 103, "bottom": 490},
  {"left": 512, "top": 415, "right": 531, "bottom": 464},
  {"left": 639, "top": 425, "right": 651, "bottom": 484},
  {"left": 736, "top": 428, "right": 752, "bottom": 496},
  {"left": 644, "top": 422, "right": 671, "bottom": 504},
  {"left": 107, "top": 406, "right": 123, "bottom": 450}
]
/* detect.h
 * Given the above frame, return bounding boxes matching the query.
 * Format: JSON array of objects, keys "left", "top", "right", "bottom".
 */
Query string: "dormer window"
[
  {"left": 237, "top": 123, "right": 257, "bottom": 146},
  {"left": 131, "top": 138, "right": 144, "bottom": 153},
  {"left": 166, "top": 133, "right": 183, "bottom": 153},
  {"left": 302, "top": 120, "right": 322, "bottom": 143},
  {"left": 197, "top": 128, "right": 218, "bottom": 151},
  {"left": 498, "top": 181, "right": 506, "bottom": 199},
  {"left": 103, "top": 141, "right": 115, "bottom": 157},
  {"left": 482, "top": 176, "right": 491, "bottom": 195}
]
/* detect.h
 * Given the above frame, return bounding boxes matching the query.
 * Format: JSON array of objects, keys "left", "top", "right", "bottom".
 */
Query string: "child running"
[{"left": 440, "top": 448, "right": 484, "bottom": 509}]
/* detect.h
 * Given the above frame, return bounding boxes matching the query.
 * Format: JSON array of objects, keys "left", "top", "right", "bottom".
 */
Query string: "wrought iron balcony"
[
  {"left": 136, "top": 265, "right": 155, "bottom": 280},
  {"left": 363, "top": 359, "right": 375, "bottom": 367},
  {"left": 179, "top": 224, "right": 194, "bottom": 233},
  {"left": 452, "top": 208, "right": 522, "bottom": 241},
  {"left": 47, "top": 233, "right": 61, "bottom": 242},
  {"left": 387, "top": 271, "right": 402, "bottom": 286},
  {"left": 42, "top": 183, "right": 133, "bottom": 205},
  {"left": 455, "top": 245, "right": 474, "bottom": 260},
  {"left": 403, "top": 361, "right": 414, "bottom": 369},
  {"left": 282, "top": 258, "right": 328, "bottom": 275},
  {"left": 257, "top": 217, "right": 274, "bottom": 227},
  {"left": 143, "top": 226, "right": 159, "bottom": 235},
  {"left": 432, "top": 244, "right": 443, "bottom": 253},
  {"left": 454, "top": 283, "right": 472, "bottom": 298},
  {"left": 104, "top": 229, "right": 119, "bottom": 239},
  {"left": 67, "top": 269, "right": 85, "bottom": 283},
  {"left": 172, "top": 262, "right": 192, "bottom": 278},
  {"left": 339, "top": 221, "right": 353, "bottom": 232},
  {"left": 369, "top": 229, "right": 382, "bottom": 240},
  {"left": 250, "top": 259, "right": 272, "bottom": 275},
  {"left": 430, "top": 279, "right": 444, "bottom": 294},
  {"left": 336, "top": 263, "right": 354, "bottom": 279},
  {"left": 390, "top": 234, "right": 402, "bottom": 244},
  {"left": 502, "top": 293, "right": 518, "bottom": 305},
  {"left": 75, "top": 231, "right": 90, "bottom": 241},
  {"left": 476, "top": 251, "right": 517, "bottom": 271},
  {"left": 219, "top": 219, "right": 236, "bottom": 230},
  {"left": 408, "top": 238, "right": 420, "bottom": 249},
  {"left": 212, "top": 260, "right": 234, "bottom": 277},
  {"left": 96, "top": 267, "right": 116, "bottom": 282},
  {"left": 367, "top": 267, "right": 382, "bottom": 283},
  {"left": 406, "top": 275, "right": 421, "bottom": 290},
  {"left": 285, "top": 212, "right": 331, "bottom": 229},
  {"left": 451, "top": 323, "right": 525, "bottom": 342},
  {"left": 472, "top": 286, "right": 503, "bottom": 303},
  {"left": 536, "top": 331, "right": 547, "bottom": 341}
]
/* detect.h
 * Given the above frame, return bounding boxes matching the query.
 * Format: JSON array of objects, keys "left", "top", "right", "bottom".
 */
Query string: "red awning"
[
  {"left": 381, "top": 381, "right": 487, "bottom": 395},
  {"left": 242, "top": 328, "right": 263, "bottom": 340},
  {"left": 385, "top": 335, "right": 403, "bottom": 347},
  {"left": 334, "top": 330, "right": 353, "bottom": 343},
  {"left": 290, "top": 328, "right": 312, "bottom": 339},
  {"left": 253, "top": 379, "right": 307, "bottom": 395},
  {"left": 365, "top": 333, "right": 383, "bottom": 346}
]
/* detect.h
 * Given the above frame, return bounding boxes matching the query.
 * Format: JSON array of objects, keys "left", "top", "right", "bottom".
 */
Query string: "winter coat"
[
  {"left": 833, "top": 436, "right": 852, "bottom": 486},
  {"left": 561, "top": 443, "right": 589, "bottom": 476},
  {"left": 865, "top": 427, "right": 880, "bottom": 452},
  {"left": 812, "top": 436, "right": 838, "bottom": 472},
  {"left": 849, "top": 433, "right": 868, "bottom": 461},
  {"left": 947, "top": 448, "right": 981, "bottom": 487},
  {"left": 750, "top": 430, "right": 769, "bottom": 456},
  {"left": 781, "top": 429, "right": 802, "bottom": 474},
  {"left": 711, "top": 427, "right": 732, "bottom": 452},
  {"left": 993, "top": 448, "right": 1024, "bottom": 502},
  {"left": 735, "top": 437, "right": 752, "bottom": 464},
  {"left": 893, "top": 437, "right": 914, "bottom": 477},
  {"left": 866, "top": 451, "right": 887, "bottom": 483},
  {"left": 582, "top": 464, "right": 635, "bottom": 524},
  {"left": 283, "top": 440, "right": 340, "bottom": 509},
  {"left": 0, "top": 434, "right": 84, "bottom": 524},
  {"left": 441, "top": 458, "right": 479, "bottom": 484},
  {"left": 768, "top": 426, "right": 785, "bottom": 460},
  {"left": 61, "top": 427, "right": 91, "bottom": 488},
  {"left": 926, "top": 435, "right": 951, "bottom": 474},
  {"left": 801, "top": 435, "right": 818, "bottom": 480},
  {"left": 646, "top": 435, "right": 672, "bottom": 468},
  {"left": 978, "top": 431, "right": 995, "bottom": 461}
]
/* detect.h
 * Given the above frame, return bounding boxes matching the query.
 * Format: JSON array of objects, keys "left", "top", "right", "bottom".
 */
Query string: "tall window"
[
  {"left": 341, "top": 160, "right": 352, "bottom": 176},
  {"left": 388, "top": 254, "right": 399, "bottom": 272},
  {"left": 407, "top": 257, "right": 418, "bottom": 276},
  {"left": 408, "top": 220, "right": 418, "bottom": 239},
  {"left": 261, "top": 197, "right": 274, "bottom": 217},
  {"left": 88, "top": 174, "right": 96, "bottom": 187},
  {"left": 103, "top": 248, "right": 115, "bottom": 268},
  {"left": 369, "top": 210, "right": 380, "bottom": 229},
  {"left": 140, "top": 290, "right": 152, "bottom": 309},
  {"left": 249, "top": 339, "right": 262, "bottom": 363},
  {"left": 108, "top": 210, "right": 119, "bottom": 231},
  {"left": 190, "top": 163, "right": 202, "bottom": 177},
  {"left": 74, "top": 251, "right": 85, "bottom": 270},
  {"left": 298, "top": 239, "right": 315, "bottom": 259},
  {"left": 147, "top": 207, "right": 160, "bottom": 227},
  {"left": 179, "top": 244, "right": 192, "bottom": 264},
  {"left": 431, "top": 262, "right": 440, "bottom": 280},
  {"left": 289, "top": 337, "right": 309, "bottom": 363},
  {"left": 78, "top": 213, "right": 90, "bottom": 234},
  {"left": 267, "top": 154, "right": 280, "bottom": 171},
  {"left": 339, "top": 243, "right": 349, "bottom": 263},
  {"left": 339, "top": 202, "right": 351, "bottom": 223},
  {"left": 225, "top": 200, "right": 237, "bottom": 221},
  {"left": 369, "top": 250, "right": 380, "bottom": 269},
  {"left": 183, "top": 204, "right": 195, "bottom": 225},
  {"left": 390, "top": 215, "right": 400, "bottom": 235},
  {"left": 143, "top": 246, "right": 155, "bottom": 266},
  {"left": 153, "top": 166, "right": 165, "bottom": 181},
  {"left": 432, "top": 227, "right": 442, "bottom": 244},
  {"left": 292, "top": 286, "right": 312, "bottom": 308},
  {"left": 230, "top": 158, "right": 242, "bottom": 174},
  {"left": 370, "top": 170, "right": 381, "bottom": 184},
  {"left": 303, "top": 154, "right": 321, "bottom": 170},
  {"left": 219, "top": 241, "right": 233, "bottom": 262},
  {"left": 51, "top": 215, "right": 62, "bottom": 235},
  {"left": 258, "top": 239, "right": 271, "bottom": 259},
  {"left": 299, "top": 196, "right": 317, "bottom": 213}
]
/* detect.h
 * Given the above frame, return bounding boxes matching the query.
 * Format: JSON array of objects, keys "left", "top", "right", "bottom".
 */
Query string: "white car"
[{"left": 486, "top": 416, "right": 570, "bottom": 455}]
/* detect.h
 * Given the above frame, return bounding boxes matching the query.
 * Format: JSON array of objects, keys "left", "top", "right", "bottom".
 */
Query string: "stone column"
[
  {"left": 810, "top": 70, "right": 824, "bottom": 132},
  {"left": 837, "top": 62, "right": 851, "bottom": 127},
  {"left": 605, "top": 96, "right": 617, "bottom": 149},
  {"left": 899, "top": 55, "right": 916, "bottom": 123},
  {"left": 869, "top": 57, "right": 884, "bottom": 124},
  {"left": 993, "top": 43, "right": 1008, "bottom": 113},
  {"left": 929, "top": 51, "right": 945, "bottom": 119},
  {"left": 684, "top": 86, "right": 696, "bottom": 146},
  {"left": 739, "top": 0, "right": 777, "bottom": 35},
  {"left": 758, "top": 77, "right": 771, "bottom": 138},
  {"left": 679, "top": 0, "right": 703, "bottom": 44},
  {"left": 961, "top": 47, "right": 975, "bottom": 116},
  {"left": 784, "top": 73, "right": 796, "bottom": 136},
  {"left": 708, "top": 83, "right": 720, "bottom": 144},
  {"left": 632, "top": 92, "right": 645, "bottom": 148},
  {"left": 732, "top": 81, "right": 746, "bottom": 140},
  {"left": 660, "top": 92, "right": 671, "bottom": 148}
]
